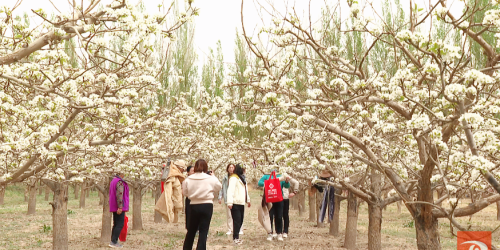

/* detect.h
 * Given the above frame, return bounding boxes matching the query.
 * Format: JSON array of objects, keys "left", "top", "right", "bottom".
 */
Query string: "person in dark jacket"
[{"left": 109, "top": 172, "right": 130, "bottom": 248}]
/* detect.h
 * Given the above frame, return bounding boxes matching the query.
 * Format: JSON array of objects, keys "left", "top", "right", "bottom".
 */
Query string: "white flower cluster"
[
  {"left": 464, "top": 69, "right": 495, "bottom": 87},
  {"left": 467, "top": 155, "right": 495, "bottom": 172},
  {"left": 459, "top": 113, "right": 484, "bottom": 129},
  {"left": 434, "top": 6, "right": 448, "bottom": 18},
  {"left": 483, "top": 10, "right": 500, "bottom": 27},
  {"left": 406, "top": 113, "right": 431, "bottom": 130}
]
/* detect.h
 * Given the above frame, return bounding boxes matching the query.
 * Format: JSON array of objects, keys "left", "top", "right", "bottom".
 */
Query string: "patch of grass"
[
  {"left": 403, "top": 220, "right": 414, "bottom": 228},
  {"left": 41, "top": 224, "right": 52, "bottom": 233}
]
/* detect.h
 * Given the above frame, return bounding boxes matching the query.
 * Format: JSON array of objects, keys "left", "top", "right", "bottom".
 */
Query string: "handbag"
[{"left": 264, "top": 171, "right": 283, "bottom": 203}]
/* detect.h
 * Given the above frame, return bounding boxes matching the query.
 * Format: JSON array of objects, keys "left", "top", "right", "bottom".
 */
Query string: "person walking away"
[
  {"left": 226, "top": 164, "right": 251, "bottom": 245},
  {"left": 184, "top": 165, "right": 194, "bottom": 230},
  {"left": 182, "top": 159, "right": 222, "bottom": 250},
  {"left": 218, "top": 163, "right": 235, "bottom": 235},
  {"left": 109, "top": 172, "right": 130, "bottom": 248},
  {"left": 281, "top": 177, "right": 299, "bottom": 238},
  {"left": 258, "top": 170, "right": 290, "bottom": 241}
]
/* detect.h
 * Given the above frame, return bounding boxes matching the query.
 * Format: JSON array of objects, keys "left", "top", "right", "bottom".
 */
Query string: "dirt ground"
[{"left": 1, "top": 184, "right": 500, "bottom": 250}]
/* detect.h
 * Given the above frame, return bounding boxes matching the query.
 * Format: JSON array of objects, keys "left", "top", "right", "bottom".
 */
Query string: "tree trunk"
[
  {"left": 45, "top": 181, "right": 69, "bottom": 250},
  {"left": 99, "top": 190, "right": 104, "bottom": 206},
  {"left": 74, "top": 184, "right": 79, "bottom": 200},
  {"left": 45, "top": 186, "right": 51, "bottom": 201},
  {"left": 154, "top": 180, "right": 162, "bottom": 223},
  {"left": 0, "top": 185, "right": 5, "bottom": 205},
  {"left": 308, "top": 186, "right": 316, "bottom": 222},
  {"left": 39, "top": 182, "right": 43, "bottom": 195},
  {"left": 397, "top": 200, "right": 402, "bottom": 214},
  {"left": 132, "top": 183, "right": 143, "bottom": 230},
  {"left": 100, "top": 178, "right": 112, "bottom": 243},
  {"left": 329, "top": 188, "right": 342, "bottom": 236},
  {"left": 298, "top": 189, "right": 306, "bottom": 217},
  {"left": 368, "top": 170, "right": 382, "bottom": 250},
  {"left": 414, "top": 152, "right": 441, "bottom": 250},
  {"left": 344, "top": 191, "right": 358, "bottom": 249},
  {"left": 496, "top": 201, "right": 500, "bottom": 221},
  {"left": 27, "top": 183, "right": 37, "bottom": 215},
  {"left": 24, "top": 186, "right": 28, "bottom": 202},
  {"left": 316, "top": 190, "right": 325, "bottom": 228},
  {"left": 79, "top": 182, "right": 86, "bottom": 208}
]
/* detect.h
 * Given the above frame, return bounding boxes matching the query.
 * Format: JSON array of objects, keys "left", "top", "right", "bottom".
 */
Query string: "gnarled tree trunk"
[
  {"left": 44, "top": 180, "right": 69, "bottom": 250},
  {"left": 344, "top": 191, "right": 358, "bottom": 249},
  {"left": 24, "top": 186, "right": 28, "bottom": 202},
  {"left": 132, "top": 181, "right": 144, "bottom": 230},
  {"left": 308, "top": 186, "right": 316, "bottom": 222},
  {"left": 0, "top": 185, "right": 5, "bottom": 205},
  {"left": 154, "top": 180, "right": 162, "bottom": 223},
  {"left": 496, "top": 200, "right": 500, "bottom": 221},
  {"left": 329, "top": 188, "right": 342, "bottom": 236},
  {"left": 98, "top": 178, "right": 112, "bottom": 243},
  {"left": 79, "top": 182, "right": 86, "bottom": 208},
  {"left": 45, "top": 185, "right": 51, "bottom": 201},
  {"left": 368, "top": 170, "right": 382, "bottom": 250},
  {"left": 413, "top": 146, "right": 441, "bottom": 250},
  {"left": 298, "top": 189, "right": 306, "bottom": 217},
  {"left": 74, "top": 184, "right": 79, "bottom": 200},
  {"left": 27, "top": 182, "right": 37, "bottom": 215}
]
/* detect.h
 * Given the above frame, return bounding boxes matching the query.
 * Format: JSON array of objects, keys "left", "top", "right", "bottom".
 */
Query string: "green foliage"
[
  {"left": 158, "top": 0, "right": 198, "bottom": 108},
  {"left": 403, "top": 220, "right": 414, "bottom": 228},
  {"left": 67, "top": 209, "right": 75, "bottom": 215},
  {"left": 468, "top": 0, "right": 498, "bottom": 68},
  {"left": 201, "top": 40, "right": 224, "bottom": 98},
  {"left": 41, "top": 224, "right": 52, "bottom": 233}
]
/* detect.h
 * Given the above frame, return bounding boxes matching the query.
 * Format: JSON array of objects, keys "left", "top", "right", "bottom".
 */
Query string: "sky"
[{"left": 10, "top": 0, "right": 464, "bottom": 67}]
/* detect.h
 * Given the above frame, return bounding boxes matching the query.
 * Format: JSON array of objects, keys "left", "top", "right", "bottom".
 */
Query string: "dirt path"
[{"left": 2, "top": 185, "right": 500, "bottom": 249}]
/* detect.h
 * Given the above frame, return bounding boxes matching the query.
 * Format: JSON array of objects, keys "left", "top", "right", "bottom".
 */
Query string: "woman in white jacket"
[{"left": 226, "top": 164, "right": 251, "bottom": 245}]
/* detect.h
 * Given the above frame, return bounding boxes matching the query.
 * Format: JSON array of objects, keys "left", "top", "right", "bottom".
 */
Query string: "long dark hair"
[
  {"left": 234, "top": 164, "right": 246, "bottom": 185},
  {"left": 226, "top": 163, "right": 234, "bottom": 177}
]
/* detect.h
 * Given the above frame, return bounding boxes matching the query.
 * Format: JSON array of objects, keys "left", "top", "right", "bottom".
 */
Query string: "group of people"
[{"left": 107, "top": 159, "right": 299, "bottom": 250}]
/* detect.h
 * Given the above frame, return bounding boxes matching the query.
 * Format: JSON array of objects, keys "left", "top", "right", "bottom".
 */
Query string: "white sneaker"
[
  {"left": 283, "top": 233, "right": 288, "bottom": 238},
  {"left": 277, "top": 234, "right": 284, "bottom": 241},
  {"left": 226, "top": 230, "right": 232, "bottom": 235},
  {"left": 234, "top": 239, "right": 242, "bottom": 245},
  {"left": 266, "top": 234, "right": 273, "bottom": 241},
  {"left": 239, "top": 231, "right": 244, "bottom": 235},
  {"left": 272, "top": 233, "right": 277, "bottom": 238}
]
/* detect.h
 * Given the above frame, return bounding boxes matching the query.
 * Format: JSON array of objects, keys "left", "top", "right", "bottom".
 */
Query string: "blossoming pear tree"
[
  {"left": 0, "top": 0, "right": 199, "bottom": 249},
  {"left": 236, "top": 0, "right": 500, "bottom": 249}
]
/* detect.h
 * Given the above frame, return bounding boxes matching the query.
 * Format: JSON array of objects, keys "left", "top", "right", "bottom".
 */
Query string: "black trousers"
[
  {"left": 111, "top": 212, "right": 125, "bottom": 244},
  {"left": 185, "top": 197, "right": 191, "bottom": 230},
  {"left": 230, "top": 205, "right": 245, "bottom": 240},
  {"left": 183, "top": 203, "right": 213, "bottom": 250},
  {"left": 283, "top": 199, "right": 290, "bottom": 233},
  {"left": 269, "top": 200, "right": 284, "bottom": 234}
]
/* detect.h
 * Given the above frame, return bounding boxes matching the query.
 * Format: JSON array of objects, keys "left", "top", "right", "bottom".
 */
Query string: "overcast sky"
[{"left": 10, "top": 0, "right": 464, "bottom": 67}]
